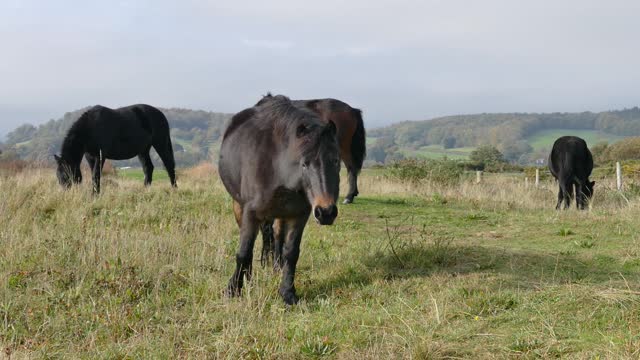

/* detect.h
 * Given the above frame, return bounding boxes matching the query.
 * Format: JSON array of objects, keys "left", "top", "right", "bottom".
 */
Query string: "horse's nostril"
[
  {"left": 328, "top": 205, "right": 338, "bottom": 218},
  {"left": 314, "top": 207, "right": 322, "bottom": 220}
]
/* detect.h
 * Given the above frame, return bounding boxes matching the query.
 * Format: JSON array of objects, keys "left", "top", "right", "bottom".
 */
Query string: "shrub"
[
  {"left": 387, "top": 158, "right": 463, "bottom": 186},
  {"left": 469, "top": 145, "right": 505, "bottom": 167}
]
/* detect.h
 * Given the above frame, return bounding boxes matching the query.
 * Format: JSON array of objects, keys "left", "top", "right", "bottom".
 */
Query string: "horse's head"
[
  {"left": 583, "top": 180, "right": 595, "bottom": 200},
  {"left": 54, "top": 154, "right": 82, "bottom": 188},
  {"left": 295, "top": 121, "right": 340, "bottom": 225}
]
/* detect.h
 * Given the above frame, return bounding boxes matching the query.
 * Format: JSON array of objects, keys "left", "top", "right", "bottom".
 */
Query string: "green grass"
[
  {"left": 527, "top": 129, "right": 625, "bottom": 151},
  {"left": 402, "top": 145, "right": 474, "bottom": 160},
  {"left": 1, "top": 169, "right": 639, "bottom": 358}
]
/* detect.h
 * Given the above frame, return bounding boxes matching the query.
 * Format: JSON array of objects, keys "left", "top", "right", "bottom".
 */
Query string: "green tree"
[{"left": 469, "top": 145, "right": 505, "bottom": 169}]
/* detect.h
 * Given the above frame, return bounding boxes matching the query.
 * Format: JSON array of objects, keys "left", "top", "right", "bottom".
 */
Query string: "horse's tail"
[
  {"left": 350, "top": 108, "right": 366, "bottom": 174},
  {"left": 158, "top": 111, "right": 176, "bottom": 171}
]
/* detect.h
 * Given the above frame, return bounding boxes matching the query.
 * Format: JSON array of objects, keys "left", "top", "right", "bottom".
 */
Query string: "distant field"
[
  {"left": 172, "top": 137, "right": 193, "bottom": 152},
  {"left": 402, "top": 145, "right": 474, "bottom": 160},
  {"left": 527, "top": 129, "right": 625, "bottom": 151}
]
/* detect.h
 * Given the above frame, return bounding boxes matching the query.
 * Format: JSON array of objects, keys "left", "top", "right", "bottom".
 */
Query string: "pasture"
[
  {"left": 1, "top": 166, "right": 639, "bottom": 358},
  {"left": 527, "top": 129, "right": 625, "bottom": 151}
]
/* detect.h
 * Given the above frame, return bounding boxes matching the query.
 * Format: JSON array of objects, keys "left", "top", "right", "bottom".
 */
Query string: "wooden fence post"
[
  {"left": 525, "top": 177, "right": 529, "bottom": 188},
  {"left": 535, "top": 168, "right": 540, "bottom": 188},
  {"left": 616, "top": 162, "right": 622, "bottom": 191},
  {"left": 476, "top": 170, "right": 482, "bottom": 184}
]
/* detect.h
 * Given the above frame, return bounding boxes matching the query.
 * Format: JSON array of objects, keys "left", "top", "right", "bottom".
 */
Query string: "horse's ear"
[
  {"left": 296, "top": 124, "right": 309, "bottom": 138},
  {"left": 325, "top": 120, "right": 337, "bottom": 136}
]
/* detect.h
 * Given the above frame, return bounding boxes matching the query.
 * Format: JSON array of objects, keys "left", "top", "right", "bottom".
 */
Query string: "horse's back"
[
  {"left": 549, "top": 136, "right": 593, "bottom": 180},
  {"left": 80, "top": 104, "right": 169, "bottom": 159}
]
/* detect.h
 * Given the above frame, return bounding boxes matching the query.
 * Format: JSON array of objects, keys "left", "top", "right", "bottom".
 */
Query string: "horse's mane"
[
  {"left": 255, "top": 94, "right": 335, "bottom": 157},
  {"left": 255, "top": 94, "right": 317, "bottom": 132},
  {"left": 60, "top": 108, "right": 92, "bottom": 161}
]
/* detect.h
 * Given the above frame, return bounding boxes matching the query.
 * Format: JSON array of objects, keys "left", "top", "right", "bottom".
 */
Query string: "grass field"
[
  {"left": 118, "top": 167, "right": 170, "bottom": 182},
  {"left": 1, "top": 166, "right": 639, "bottom": 358},
  {"left": 527, "top": 129, "right": 625, "bottom": 151}
]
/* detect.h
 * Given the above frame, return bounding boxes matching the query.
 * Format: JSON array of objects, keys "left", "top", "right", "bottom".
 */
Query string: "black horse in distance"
[
  {"left": 548, "top": 136, "right": 595, "bottom": 210},
  {"left": 54, "top": 104, "right": 177, "bottom": 193}
]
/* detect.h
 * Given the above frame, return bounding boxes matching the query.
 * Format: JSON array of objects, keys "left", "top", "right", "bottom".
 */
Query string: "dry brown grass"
[{"left": 182, "top": 161, "right": 218, "bottom": 181}]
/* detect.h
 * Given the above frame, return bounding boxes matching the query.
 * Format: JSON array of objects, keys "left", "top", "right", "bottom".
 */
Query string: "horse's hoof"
[
  {"left": 343, "top": 198, "right": 353, "bottom": 204},
  {"left": 281, "top": 291, "right": 299, "bottom": 305},
  {"left": 225, "top": 282, "right": 242, "bottom": 298}
]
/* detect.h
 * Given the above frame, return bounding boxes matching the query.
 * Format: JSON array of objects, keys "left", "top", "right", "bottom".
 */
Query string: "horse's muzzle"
[{"left": 313, "top": 205, "right": 338, "bottom": 225}]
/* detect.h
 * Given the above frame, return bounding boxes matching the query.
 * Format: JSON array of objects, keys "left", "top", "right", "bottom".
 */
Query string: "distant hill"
[
  {"left": 1, "top": 107, "right": 233, "bottom": 167},
  {"left": 367, "top": 108, "right": 640, "bottom": 164}
]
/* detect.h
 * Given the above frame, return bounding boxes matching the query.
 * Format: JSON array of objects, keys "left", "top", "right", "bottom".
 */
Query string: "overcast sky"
[{"left": 1, "top": 0, "right": 639, "bottom": 135}]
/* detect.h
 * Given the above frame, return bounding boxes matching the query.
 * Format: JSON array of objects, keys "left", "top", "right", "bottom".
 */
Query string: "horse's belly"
[{"left": 90, "top": 135, "right": 151, "bottom": 160}]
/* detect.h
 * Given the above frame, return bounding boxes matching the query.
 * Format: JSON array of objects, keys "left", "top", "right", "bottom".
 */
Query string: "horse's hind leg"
[
  {"left": 272, "top": 219, "right": 286, "bottom": 271},
  {"left": 233, "top": 201, "right": 243, "bottom": 227},
  {"left": 555, "top": 186, "right": 564, "bottom": 210},
  {"left": 138, "top": 151, "right": 154, "bottom": 186},
  {"left": 575, "top": 182, "right": 587, "bottom": 210},
  {"left": 85, "top": 153, "right": 100, "bottom": 194},
  {"left": 154, "top": 140, "right": 177, "bottom": 187},
  {"left": 560, "top": 180, "right": 573, "bottom": 209},
  {"left": 259, "top": 220, "right": 275, "bottom": 267},
  {"left": 227, "top": 208, "right": 260, "bottom": 297},
  {"left": 344, "top": 165, "right": 359, "bottom": 204}
]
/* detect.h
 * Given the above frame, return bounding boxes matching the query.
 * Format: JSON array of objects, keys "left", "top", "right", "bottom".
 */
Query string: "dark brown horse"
[
  {"left": 219, "top": 94, "right": 341, "bottom": 305},
  {"left": 258, "top": 94, "right": 366, "bottom": 204},
  {"left": 255, "top": 95, "right": 366, "bottom": 267},
  {"left": 55, "top": 104, "right": 177, "bottom": 193},
  {"left": 294, "top": 99, "right": 366, "bottom": 204}
]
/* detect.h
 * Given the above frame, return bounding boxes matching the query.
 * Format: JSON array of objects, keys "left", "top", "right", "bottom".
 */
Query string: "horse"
[
  {"left": 548, "top": 136, "right": 595, "bottom": 210},
  {"left": 219, "top": 94, "right": 341, "bottom": 305},
  {"left": 54, "top": 104, "right": 177, "bottom": 193},
  {"left": 255, "top": 94, "right": 365, "bottom": 266}
]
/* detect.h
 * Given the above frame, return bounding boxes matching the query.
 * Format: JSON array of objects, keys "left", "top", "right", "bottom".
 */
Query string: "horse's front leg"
[
  {"left": 226, "top": 208, "right": 259, "bottom": 297},
  {"left": 279, "top": 212, "right": 310, "bottom": 305}
]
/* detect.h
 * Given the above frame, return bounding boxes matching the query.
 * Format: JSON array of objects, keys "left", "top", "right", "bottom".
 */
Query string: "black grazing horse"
[
  {"left": 219, "top": 94, "right": 341, "bottom": 305},
  {"left": 548, "top": 136, "right": 595, "bottom": 210},
  {"left": 54, "top": 104, "right": 177, "bottom": 193}
]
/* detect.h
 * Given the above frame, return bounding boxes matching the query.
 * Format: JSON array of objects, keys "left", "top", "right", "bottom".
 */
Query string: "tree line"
[
  {"left": 2, "top": 106, "right": 639, "bottom": 168},
  {"left": 367, "top": 107, "right": 640, "bottom": 164}
]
